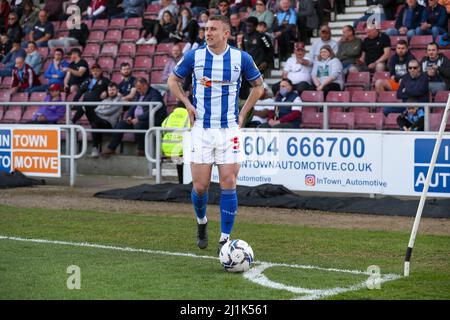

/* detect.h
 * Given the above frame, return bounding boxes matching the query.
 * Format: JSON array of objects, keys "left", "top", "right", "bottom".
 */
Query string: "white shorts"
[{"left": 189, "top": 125, "right": 243, "bottom": 164}]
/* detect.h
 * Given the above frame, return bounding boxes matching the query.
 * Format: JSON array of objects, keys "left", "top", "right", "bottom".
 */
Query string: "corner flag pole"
[{"left": 404, "top": 95, "right": 450, "bottom": 277}]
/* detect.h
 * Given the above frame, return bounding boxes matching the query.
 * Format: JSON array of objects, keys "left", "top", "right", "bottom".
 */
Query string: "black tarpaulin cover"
[{"left": 0, "top": 170, "right": 45, "bottom": 189}]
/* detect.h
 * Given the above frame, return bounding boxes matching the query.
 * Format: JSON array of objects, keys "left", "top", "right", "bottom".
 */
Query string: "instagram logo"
[{"left": 305, "top": 174, "right": 316, "bottom": 187}]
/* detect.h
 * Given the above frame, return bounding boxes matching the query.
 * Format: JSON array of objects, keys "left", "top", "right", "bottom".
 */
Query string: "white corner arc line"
[{"left": 0, "top": 235, "right": 402, "bottom": 299}]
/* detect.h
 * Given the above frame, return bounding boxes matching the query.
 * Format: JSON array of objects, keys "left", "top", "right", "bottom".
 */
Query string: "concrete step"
[
  {"left": 337, "top": 13, "right": 363, "bottom": 20},
  {"left": 329, "top": 20, "right": 357, "bottom": 29},
  {"left": 353, "top": 0, "right": 367, "bottom": 5},
  {"left": 345, "top": 6, "right": 368, "bottom": 14}
]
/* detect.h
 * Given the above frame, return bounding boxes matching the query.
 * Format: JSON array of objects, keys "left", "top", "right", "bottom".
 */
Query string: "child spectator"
[{"left": 31, "top": 83, "right": 65, "bottom": 124}]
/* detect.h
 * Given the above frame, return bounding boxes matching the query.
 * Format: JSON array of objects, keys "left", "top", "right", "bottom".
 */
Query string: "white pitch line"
[{"left": 0, "top": 235, "right": 402, "bottom": 299}]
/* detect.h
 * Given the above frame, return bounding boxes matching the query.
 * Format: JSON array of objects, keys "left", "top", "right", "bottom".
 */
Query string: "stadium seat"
[
  {"left": 84, "top": 57, "right": 97, "bottom": 69},
  {"left": 87, "top": 30, "right": 105, "bottom": 43},
  {"left": 111, "top": 72, "right": 122, "bottom": 84},
  {"left": 389, "top": 36, "right": 407, "bottom": 49},
  {"left": 380, "top": 20, "right": 395, "bottom": 31},
  {"left": 377, "top": 91, "right": 401, "bottom": 103},
  {"left": 125, "top": 17, "right": 142, "bottom": 29},
  {"left": 410, "top": 35, "right": 433, "bottom": 49},
  {"left": 300, "top": 91, "right": 323, "bottom": 114},
  {"left": 153, "top": 55, "right": 170, "bottom": 69},
  {"left": 355, "top": 112, "right": 384, "bottom": 130},
  {"left": 325, "top": 91, "right": 350, "bottom": 113},
  {"left": 300, "top": 111, "right": 323, "bottom": 129},
  {"left": 104, "top": 29, "right": 122, "bottom": 44},
  {"left": 122, "top": 29, "right": 140, "bottom": 43},
  {"left": 145, "top": 3, "right": 160, "bottom": 14},
  {"left": 442, "top": 50, "right": 450, "bottom": 60},
  {"left": 21, "top": 106, "right": 40, "bottom": 123},
  {"left": 150, "top": 70, "right": 164, "bottom": 84},
  {"left": 3, "top": 93, "right": 28, "bottom": 123},
  {"left": 134, "top": 55, "right": 153, "bottom": 70},
  {"left": 118, "top": 43, "right": 137, "bottom": 57},
  {"left": 109, "top": 18, "right": 126, "bottom": 30},
  {"left": 81, "top": 19, "right": 93, "bottom": 29},
  {"left": 100, "top": 43, "right": 119, "bottom": 57},
  {"left": 0, "top": 106, "right": 4, "bottom": 121},
  {"left": 134, "top": 71, "right": 149, "bottom": 81},
  {"left": 92, "top": 19, "right": 109, "bottom": 31},
  {"left": 433, "top": 91, "right": 450, "bottom": 103},
  {"left": 345, "top": 72, "right": 370, "bottom": 90},
  {"left": 410, "top": 49, "right": 426, "bottom": 62},
  {"left": 344, "top": 86, "right": 363, "bottom": 93},
  {"left": 156, "top": 43, "right": 173, "bottom": 55},
  {"left": 351, "top": 90, "right": 376, "bottom": 113},
  {"left": 98, "top": 57, "right": 115, "bottom": 73},
  {"left": 0, "top": 89, "right": 10, "bottom": 102},
  {"left": 355, "top": 21, "right": 366, "bottom": 35},
  {"left": 329, "top": 111, "right": 355, "bottom": 130},
  {"left": 136, "top": 44, "right": 156, "bottom": 56},
  {"left": 383, "top": 113, "right": 401, "bottom": 130},
  {"left": 82, "top": 43, "right": 101, "bottom": 58},
  {"left": 429, "top": 112, "right": 450, "bottom": 131},
  {"left": 114, "top": 56, "right": 134, "bottom": 71},
  {"left": 39, "top": 74, "right": 48, "bottom": 85},
  {"left": 0, "top": 76, "right": 12, "bottom": 89},
  {"left": 371, "top": 71, "right": 390, "bottom": 87}
]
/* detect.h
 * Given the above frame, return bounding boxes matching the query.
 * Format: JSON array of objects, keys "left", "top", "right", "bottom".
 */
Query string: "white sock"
[
  {"left": 220, "top": 233, "right": 229, "bottom": 242},
  {"left": 196, "top": 217, "right": 207, "bottom": 225}
]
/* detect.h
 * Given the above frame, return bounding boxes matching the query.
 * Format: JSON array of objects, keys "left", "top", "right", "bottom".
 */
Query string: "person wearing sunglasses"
[{"left": 248, "top": 0, "right": 274, "bottom": 30}]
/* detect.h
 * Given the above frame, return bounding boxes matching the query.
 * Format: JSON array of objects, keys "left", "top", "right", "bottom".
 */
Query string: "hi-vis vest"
[{"left": 161, "top": 108, "right": 190, "bottom": 157}]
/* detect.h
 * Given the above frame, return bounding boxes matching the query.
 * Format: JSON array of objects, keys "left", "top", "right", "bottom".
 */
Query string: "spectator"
[
  {"left": 256, "top": 21, "right": 273, "bottom": 42},
  {"left": 241, "top": 16, "right": 274, "bottom": 74},
  {"left": 228, "top": 12, "right": 246, "bottom": 46},
  {"left": 190, "top": 0, "right": 209, "bottom": 17},
  {"left": 0, "top": 0, "right": 10, "bottom": 35},
  {"left": 273, "top": 0, "right": 298, "bottom": 61},
  {"left": 20, "top": 0, "right": 39, "bottom": 36},
  {"left": 102, "top": 77, "right": 166, "bottom": 157},
  {"left": 29, "top": 48, "right": 69, "bottom": 92},
  {"left": 89, "top": 82, "right": 123, "bottom": 157},
  {"left": 249, "top": 0, "right": 274, "bottom": 31},
  {"left": 6, "top": 12, "right": 22, "bottom": 43},
  {"left": 72, "top": 63, "right": 110, "bottom": 123},
  {"left": 137, "top": 1, "right": 178, "bottom": 45},
  {"left": 26, "top": 10, "right": 54, "bottom": 48},
  {"left": 336, "top": 25, "right": 363, "bottom": 74},
  {"left": 155, "top": 10, "right": 178, "bottom": 44},
  {"left": 358, "top": 25, "right": 391, "bottom": 72},
  {"left": 171, "top": 7, "right": 199, "bottom": 47},
  {"left": 420, "top": 42, "right": 450, "bottom": 94},
  {"left": 438, "top": 0, "right": 450, "bottom": 16},
  {"left": 0, "top": 34, "right": 11, "bottom": 61},
  {"left": 117, "top": 62, "right": 137, "bottom": 102},
  {"left": 162, "top": 44, "right": 182, "bottom": 83},
  {"left": 309, "top": 25, "right": 339, "bottom": 63},
  {"left": 397, "top": 106, "right": 425, "bottom": 131},
  {"left": 258, "top": 78, "right": 302, "bottom": 128},
  {"left": 246, "top": 83, "right": 274, "bottom": 127},
  {"left": 48, "top": 21, "right": 89, "bottom": 50},
  {"left": 43, "top": 0, "right": 64, "bottom": 21},
  {"left": 397, "top": 59, "right": 429, "bottom": 104},
  {"left": 386, "top": 0, "right": 426, "bottom": 39},
  {"left": 311, "top": 45, "right": 344, "bottom": 97},
  {"left": 296, "top": 0, "right": 319, "bottom": 45},
  {"left": 110, "top": 0, "right": 145, "bottom": 19},
  {"left": 0, "top": 39, "right": 26, "bottom": 77},
  {"left": 64, "top": 47, "right": 89, "bottom": 95},
  {"left": 84, "top": 0, "right": 107, "bottom": 20},
  {"left": 416, "top": 0, "right": 448, "bottom": 41},
  {"left": 11, "top": 56, "right": 41, "bottom": 94},
  {"left": 376, "top": 40, "right": 415, "bottom": 92},
  {"left": 216, "top": 0, "right": 231, "bottom": 18},
  {"left": 31, "top": 83, "right": 65, "bottom": 124},
  {"left": 24, "top": 41, "right": 42, "bottom": 75},
  {"left": 198, "top": 10, "right": 209, "bottom": 28}
]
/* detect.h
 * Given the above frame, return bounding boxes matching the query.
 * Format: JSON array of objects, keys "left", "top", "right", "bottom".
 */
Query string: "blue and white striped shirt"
[{"left": 173, "top": 45, "right": 261, "bottom": 128}]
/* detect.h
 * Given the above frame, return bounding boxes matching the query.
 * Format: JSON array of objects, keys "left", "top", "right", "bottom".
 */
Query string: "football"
[{"left": 219, "top": 239, "right": 254, "bottom": 272}]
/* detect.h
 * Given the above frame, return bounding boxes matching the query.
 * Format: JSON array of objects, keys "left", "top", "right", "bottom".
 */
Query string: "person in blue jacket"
[
  {"left": 386, "top": 0, "right": 427, "bottom": 39},
  {"left": 415, "top": 0, "right": 448, "bottom": 41}
]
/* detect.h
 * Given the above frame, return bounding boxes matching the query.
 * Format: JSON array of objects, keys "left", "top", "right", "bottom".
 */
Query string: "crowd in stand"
[{"left": 0, "top": 0, "right": 449, "bottom": 157}]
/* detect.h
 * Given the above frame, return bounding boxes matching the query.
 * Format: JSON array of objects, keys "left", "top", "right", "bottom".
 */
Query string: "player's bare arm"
[
  {"left": 167, "top": 74, "right": 196, "bottom": 126},
  {"left": 238, "top": 76, "right": 265, "bottom": 128}
]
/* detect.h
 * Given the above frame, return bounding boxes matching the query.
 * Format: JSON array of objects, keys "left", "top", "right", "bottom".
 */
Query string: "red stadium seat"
[
  {"left": 300, "top": 91, "right": 323, "bottom": 114},
  {"left": 153, "top": 55, "right": 170, "bottom": 69},
  {"left": 0, "top": 76, "right": 12, "bottom": 89},
  {"left": 156, "top": 43, "right": 173, "bottom": 55},
  {"left": 81, "top": 19, "right": 92, "bottom": 29},
  {"left": 355, "top": 112, "right": 384, "bottom": 130},
  {"left": 104, "top": 29, "right": 122, "bottom": 44},
  {"left": 84, "top": 57, "right": 97, "bottom": 69},
  {"left": 114, "top": 56, "right": 134, "bottom": 71},
  {"left": 146, "top": 4, "right": 160, "bottom": 13},
  {"left": 351, "top": 90, "right": 376, "bottom": 113},
  {"left": 38, "top": 74, "right": 48, "bottom": 85},
  {"left": 0, "top": 106, "right": 4, "bottom": 121},
  {"left": 136, "top": 44, "right": 156, "bottom": 56},
  {"left": 134, "top": 71, "right": 149, "bottom": 81},
  {"left": 345, "top": 71, "right": 370, "bottom": 90},
  {"left": 109, "top": 18, "right": 126, "bottom": 30},
  {"left": 300, "top": 111, "right": 323, "bottom": 129},
  {"left": 21, "top": 106, "right": 40, "bottom": 122},
  {"left": 325, "top": 91, "right": 350, "bottom": 113},
  {"left": 111, "top": 72, "right": 122, "bottom": 84},
  {"left": 87, "top": 30, "right": 105, "bottom": 43},
  {"left": 380, "top": 20, "right": 395, "bottom": 31},
  {"left": 433, "top": 91, "right": 450, "bottom": 103},
  {"left": 118, "top": 42, "right": 137, "bottom": 57},
  {"left": 150, "top": 70, "right": 164, "bottom": 84},
  {"left": 389, "top": 35, "right": 407, "bottom": 49},
  {"left": 134, "top": 55, "right": 153, "bottom": 70},
  {"left": 125, "top": 17, "right": 142, "bottom": 29},
  {"left": 329, "top": 112, "right": 355, "bottom": 130},
  {"left": 98, "top": 57, "right": 115, "bottom": 73},
  {"left": 442, "top": 50, "right": 450, "bottom": 60},
  {"left": 3, "top": 93, "right": 28, "bottom": 123},
  {"left": 429, "top": 112, "right": 450, "bottom": 131},
  {"left": 355, "top": 21, "right": 366, "bottom": 35},
  {"left": 122, "top": 29, "right": 140, "bottom": 43},
  {"left": 410, "top": 49, "right": 426, "bottom": 62},
  {"left": 377, "top": 91, "right": 401, "bottom": 103},
  {"left": 383, "top": 113, "right": 401, "bottom": 130},
  {"left": 410, "top": 35, "right": 433, "bottom": 49},
  {"left": 371, "top": 71, "right": 390, "bottom": 86},
  {"left": 0, "top": 89, "right": 10, "bottom": 102},
  {"left": 92, "top": 19, "right": 109, "bottom": 31},
  {"left": 100, "top": 43, "right": 118, "bottom": 57},
  {"left": 82, "top": 43, "right": 101, "bottom": 58}
]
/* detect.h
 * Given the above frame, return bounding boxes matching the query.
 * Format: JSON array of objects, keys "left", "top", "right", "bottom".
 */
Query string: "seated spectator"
[
  {"left": 393, "top": 59, "right": 429, "bottom": 115},
  {"left": 249, "top": 0, "right": 274, "bottom": 31},
  {"left": 136, "top": 0, "right": 178, "bottom": 44},
  {"left": 358, "top": 25, "right": 391, "bottom": 72},
  {"left": 420, "top": 42, "right": 450, "bottom": 95},
  {"left": 185, "top": 26, "right": 206, "bottom": 53},
  {"left": 171, "top": 7, "right": 199, "bottom": 47},
  {"left": 6, "top": 12, "right": 22, "bottom": 43},
  {"left": 256, "top": 21, "right": 273, "bottom": 42},
  {"left": 72, "top": 63, "right": 110, "bottom": 123},
  {"left": 89, "top": 82, "right": 123, "bottom": 158},
  {"left": 246, "top": 83, "right": 274, "bottom": 127},
  {"left": 296, "top": 0, "right": 319, "bottom": 45},
  {"left": 416, "top": 0, "right": 448, "bottom": 41},
  {"left": 20, "top": 0, "right": 40, "bottom": 36},
  {"left": 163, "top": 44, "right": 182, "bottom": 83},
  {"left": 110, "top": 0, "right": 145, "bottom": 19},
  {"left": 31, "top": 83, "right": 65, "bottom": 124},
  {"left": 26, "top": 10, "right": 54, "bottom": 48},
  {"left": 438, "top": 0, "right": 450, "bottom": 16},
  {"left": 228, "top": 12, "right": 246, "bottom": 46},
  {"left": 48, "top": 20, "right": 89, "bottom": 50},
  {"left": 0, "top": 0, "right": 10, "bottom": 35},
  {"left": 11, "top": 56, "right": 41, "bottom": 94},
  {"left": 376, "top": 40, "right": 415, "bottom": 93},
  {"left": 0, "top": 39, "right": 26, "bottom": 77},
  {"left": 386, "top": 0, "right": 426, "bottom": 40},
  {"left": 0, "top": 34, "right": 12, "bottom": 61},
  {"left": 397, "top": 106, "right": 425, "bottom": 131},
  {"left": 216, "top": 0, "right": 231, "bottom": 18},
  {"left": 43, "top": 0, "right": 64, "bottom": 21},
  {"left": 189, "top": 0, "right": 209, "bottom": 18},
  {"left": 309, "top": 25, "right": 339, "bottom": 63},
  {"left": 84, "top": 0, "right": 107, "bottom": 20},
  {"left": 198, "top": 10, "right": 209, "bottom": 28},
  {"left": 241, "top": 16, "right": 273, "bottom": 74},
  {"left": 29, "top": 47, "right": 69, "bottom": 93},
  {"left": 258, "top": 78, "right": 302, "bottom": 128},
  {"left": 64, "top": 47, "right": 89, "bottom": 95},
  {"left": 336, "top": 25, "right": 362, "bottom": 74},
  {"left": 275, "top": 42, "right": 313, "bottom": 95},
  {"left": 273, "top": 0, "right": 298, "bottom": 61},
  {"left": 102, "top": 77, "right": 167, "bottom": 157},
  {"left": 117, "top": 62, "right": 137, "bottom": 102},
  {"left": 25, "top": 41, "right": 42, "bottom": 75},
  {"left": 311, "top": 45, "right": 344, "bottom": 98},
  {"left": 156, "top": 11, "right": 178, "bottom": 44}
]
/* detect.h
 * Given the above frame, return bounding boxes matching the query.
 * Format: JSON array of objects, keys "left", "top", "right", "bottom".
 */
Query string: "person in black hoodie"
[{"left": 420, "top": 42, "right": 450, "bottom": 95}]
